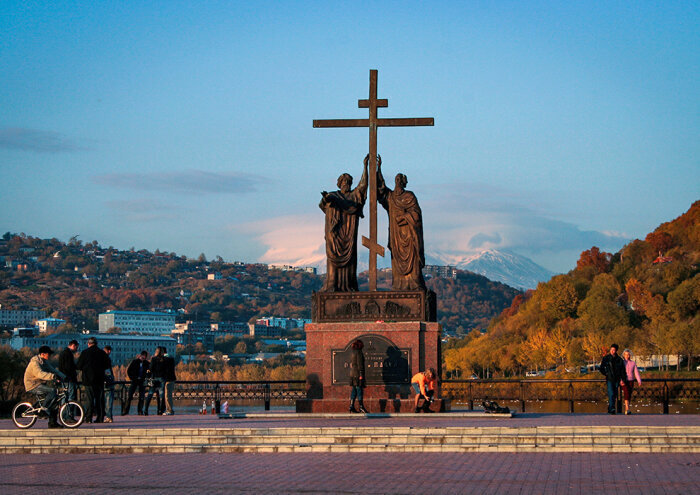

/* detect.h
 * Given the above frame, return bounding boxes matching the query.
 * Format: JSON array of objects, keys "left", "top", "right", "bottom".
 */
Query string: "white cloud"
[
  {"left": 237, "top": 215, "right": 326, "bottom": 267},
  {"left": 232, "top": 182, "right": 630, "bottom": 274},
  {"left": 420, "top": 182, "right": 629, "bottom": 271}
]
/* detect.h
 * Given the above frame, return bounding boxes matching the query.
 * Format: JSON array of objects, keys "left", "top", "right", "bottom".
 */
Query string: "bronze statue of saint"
[
  {"left": 377, "top": 157, "right": 426, "bottom": 291},
  {"left": 319, "top": 156, "right": 369, "bottom": 291}
]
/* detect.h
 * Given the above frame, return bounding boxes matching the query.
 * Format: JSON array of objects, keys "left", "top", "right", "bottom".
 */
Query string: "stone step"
[
  {"left": 2, "top": 443, "right": 699, "bottom": 454},
  {"left": 0, "top": 425, "right": 695, "bottom": 437},
  {"left": 4, "top": 432, "right": 698, "bottom": 444},
  {"left": 1, "top": 426, "right": 699, "bottom": 453}
]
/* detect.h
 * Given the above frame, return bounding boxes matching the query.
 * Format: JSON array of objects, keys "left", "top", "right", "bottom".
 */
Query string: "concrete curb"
[{"left": 217, "top": 411, "right": 514, "bottom": 419}]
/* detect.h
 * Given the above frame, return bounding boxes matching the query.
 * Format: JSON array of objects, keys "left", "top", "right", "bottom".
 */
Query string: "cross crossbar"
[{"left": 313, "top": 117, "right": 434, "bottom": 128}]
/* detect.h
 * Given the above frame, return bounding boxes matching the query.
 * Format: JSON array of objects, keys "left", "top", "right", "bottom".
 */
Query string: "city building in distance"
[
  {"left": 0, "top": 308, "right": 46, "bottom": 328},
  {"left": 422, "top": 265, "right": 457, "bottom": 279},
  {"left": 9, "top": 333, "right": 177, "bottom": 366},
  {"left": 36, "top": 317, "right": 66, "bottom": 333},
  {"left": 98, "top": 310, "right": 176, "bottom": 335},
  {"left": 255, "top": 316, "right": 311, "bottom": 330}
]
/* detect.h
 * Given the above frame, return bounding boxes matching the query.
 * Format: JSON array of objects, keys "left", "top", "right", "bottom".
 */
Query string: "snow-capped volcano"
[{"left": 426, "top": 249, "right": 555, "bottom": 290}]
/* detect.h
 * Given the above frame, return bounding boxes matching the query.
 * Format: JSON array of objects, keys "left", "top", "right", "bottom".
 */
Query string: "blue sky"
[{"left": 1, "top": 1, "right": 698, "bottom": 273}]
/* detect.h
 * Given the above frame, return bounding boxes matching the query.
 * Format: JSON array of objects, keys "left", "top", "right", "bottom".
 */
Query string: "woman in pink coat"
[{"left": 621, "top": 349, "right": 642, "bottom": 415}]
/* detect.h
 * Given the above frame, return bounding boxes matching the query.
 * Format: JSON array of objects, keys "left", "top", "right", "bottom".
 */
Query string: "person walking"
[
  {"left": 621, "top": 349, "right": 642, "bottom": 415},
  {"left": 103, "top": 345, "right": 115, "bottom": 423},
  {"left": 23, "top": 345, "right": 66, "bottom": 428},
  {"left": 123, "top": 351, "right": 149, "bottom": 415},
  {"left": 599, "top": 343, "right": 626, "bottom": 414},
  {"left": 76, "top": 336, "right": 110, "bottom": 423},
  {"left": 58, "top": 339, "right": 79, "bottom": 405},
  {"left": 348, "top": 339, "right": 368, "bottom": 413},
  {"left": 162, "top": 348, "right": 177, "bottom": 415},
  {"left": 411, "top": 368, "right": 437, "bottom": 413},
  {"left": 144, "top": 346, "right": 165, "bottom": 415}
]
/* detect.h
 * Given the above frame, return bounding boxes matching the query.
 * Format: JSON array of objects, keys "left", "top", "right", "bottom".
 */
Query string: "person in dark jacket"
[
  {"left": 348, "top": 339, "right": 368, "bottom": 413},
  {"left": 76, "top": 336, "right": 110, "bottom": 423},
  {"left": 162, "top": 349, "right": 177, "bottom": 415},
  {"left": 123, "top": 351, "right": 149, "bottom": 415},
  {"left": 103, "top": 345, "right": 115, "bottom": 423},
  {"left": 58, "top": 340, "right": 79, "bottom": 404},
  {"left": 144, "top": 346, "right": 166, "bottom": 415},
  {"left": 600, "top": 343, "right": 626, "bottom": 414}
]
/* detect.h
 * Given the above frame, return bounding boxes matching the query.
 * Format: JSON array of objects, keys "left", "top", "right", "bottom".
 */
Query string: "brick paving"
[
  {"left": 0, "top": 452, "right": 698, "bottom": 494},
  {"left": 1, "top": 413, "right": 698, "bottom": 493}
]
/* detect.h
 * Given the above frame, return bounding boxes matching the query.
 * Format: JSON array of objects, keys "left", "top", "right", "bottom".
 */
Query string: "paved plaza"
[
  {"left": 1, "top": 413, "right": 698, "bottom": 494},
  {"left": 1, "top": 451, "right": 699, "bottom": 494}
]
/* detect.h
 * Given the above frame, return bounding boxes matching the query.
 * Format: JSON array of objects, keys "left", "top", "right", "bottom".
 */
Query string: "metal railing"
[
  {"left": 111, "top": 380, "right": 306, "bottom": 413},
  {"left": 66, "top": 378, "right": 699, "bottom": 415},
  {"left": 442, "top": 378, "right": 700, "bottom": 414}
]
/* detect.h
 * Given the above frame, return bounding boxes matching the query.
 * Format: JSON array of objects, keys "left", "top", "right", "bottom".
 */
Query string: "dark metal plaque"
[{"left": 332, "top": 334, "right": 411, "bottom": 385}]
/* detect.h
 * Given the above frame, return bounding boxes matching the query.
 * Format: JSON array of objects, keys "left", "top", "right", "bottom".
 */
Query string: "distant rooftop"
[
  {"left": 101, "top": 310, "right": 175, "bottom": 316},
  {"left": 39, "top": 333, "right": 176, "bottom": 342}
]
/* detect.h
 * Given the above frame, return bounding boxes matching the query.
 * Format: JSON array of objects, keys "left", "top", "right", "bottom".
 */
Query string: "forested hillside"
[
  {"left": 0, "top": 233, "right": 519, "bottom": 333},
  {"left": 444, "top": 201, "right": 700, "bottom": 377}
]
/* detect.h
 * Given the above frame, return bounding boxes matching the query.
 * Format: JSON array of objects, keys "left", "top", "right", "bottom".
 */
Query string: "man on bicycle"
[{"left": 23, "top": 345, "right": 66, "bottom": 428}]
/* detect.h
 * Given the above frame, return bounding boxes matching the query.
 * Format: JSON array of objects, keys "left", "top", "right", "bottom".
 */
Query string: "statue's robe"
[
  {"left": 319, "top": 171, "right": 367, "bottom": 291},
  {"left": 378, "top": 176, "right": 426, "bottom": 291}
]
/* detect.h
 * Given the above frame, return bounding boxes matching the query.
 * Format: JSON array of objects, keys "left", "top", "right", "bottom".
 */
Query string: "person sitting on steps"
[{"left": 411, "top": 368, "right": 437, "bottom": 413}]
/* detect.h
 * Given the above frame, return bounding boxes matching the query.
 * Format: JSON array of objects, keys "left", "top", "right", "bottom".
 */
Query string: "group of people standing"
[
  {"left": 58, "top": 337, "right": 114, "bottom": 423},
  {"left": 122, "top": 346, "right": 177, "bottom": 416},
  {"left": 600, "top": 343, "right": 643, "bottom": 415},
  {"left": 23, "top": 337, "right": 177, "bottom": 427},
  {"left": 23, "top": 336, "right": 114, "bottom": 426}
]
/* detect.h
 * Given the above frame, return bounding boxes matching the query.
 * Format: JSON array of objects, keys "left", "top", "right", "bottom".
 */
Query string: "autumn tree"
[
  {"left": 645, "top": 231, "right": 674, "bottom": 254},
  {"left": 576, "top": 246, "right": 612, "bottom": 273},
  {"left": 577, "top": 273, "right": 628, "bottom": 332}
]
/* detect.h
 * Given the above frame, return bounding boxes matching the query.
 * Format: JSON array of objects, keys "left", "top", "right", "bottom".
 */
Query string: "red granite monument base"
[{"left": 297, "top": 321, "right": 449, "bottom": 413}]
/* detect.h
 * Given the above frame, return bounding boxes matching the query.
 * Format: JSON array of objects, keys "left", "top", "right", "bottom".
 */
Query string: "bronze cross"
[{"left": 313, "top": 69, "right": 433, "bottom": 292}]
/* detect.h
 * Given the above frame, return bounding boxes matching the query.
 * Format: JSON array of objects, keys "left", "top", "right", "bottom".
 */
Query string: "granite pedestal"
[{"left": 297, "top": 319, "right": 448, "bottom": 413}]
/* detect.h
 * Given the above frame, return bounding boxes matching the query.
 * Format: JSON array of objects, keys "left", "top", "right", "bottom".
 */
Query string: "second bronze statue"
[{"left": 377, "top": 157, "right": 426, "bottom": 291}]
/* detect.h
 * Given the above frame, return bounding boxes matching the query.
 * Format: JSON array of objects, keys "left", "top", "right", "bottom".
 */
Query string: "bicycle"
[{"left": 12, "top": 382, "right": 85, "bottom": 429}]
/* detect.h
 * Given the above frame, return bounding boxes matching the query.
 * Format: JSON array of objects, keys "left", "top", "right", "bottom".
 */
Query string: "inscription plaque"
[{"left": 332, "top": 334, "right": 411, "bottom": 385}]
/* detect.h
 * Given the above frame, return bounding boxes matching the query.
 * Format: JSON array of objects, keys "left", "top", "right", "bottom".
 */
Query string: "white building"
[
  {"left": 36, "top": 317, "right": 66, "bottom": 333},
  {"left": 98, "top": 310, "right": 176, "bottom": 335}
]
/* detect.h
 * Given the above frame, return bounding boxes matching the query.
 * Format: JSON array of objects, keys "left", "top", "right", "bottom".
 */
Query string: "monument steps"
[{"left": 1, "top": 426, "right": 698, "bottom": 454}]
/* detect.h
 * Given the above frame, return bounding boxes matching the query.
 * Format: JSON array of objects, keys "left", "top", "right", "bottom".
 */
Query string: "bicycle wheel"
[
  {"left": 12, "top": 402, "right": 38, "bottom": 429},
  {"left": 59, "top": 401, "right": 84, "bottom": 428}
]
